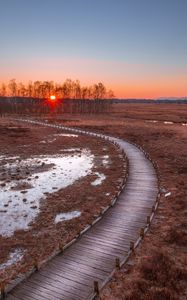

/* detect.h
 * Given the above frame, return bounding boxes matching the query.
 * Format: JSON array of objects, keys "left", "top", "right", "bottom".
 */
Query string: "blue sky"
[{"left": 0, "top": 0, "right": 187, "bottom": 97}]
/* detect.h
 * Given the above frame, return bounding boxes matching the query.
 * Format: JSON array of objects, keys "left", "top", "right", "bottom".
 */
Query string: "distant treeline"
[
  {"left": 114, "top": 99, "right": 187, "bottom": 104},
  {"left": 0, "top": 97, "right": 112, "bottom": 115},
  {"left": 0, "top": 79, "right": 115, "bottom": 99}
]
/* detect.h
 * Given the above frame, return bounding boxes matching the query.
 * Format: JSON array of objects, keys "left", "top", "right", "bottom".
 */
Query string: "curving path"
[{"left": 4, "top": 119, "right": 158, "bottom": 300}]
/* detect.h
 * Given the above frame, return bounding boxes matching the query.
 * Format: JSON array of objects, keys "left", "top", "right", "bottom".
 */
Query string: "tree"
[
  {"left": 0, "top": 83, "right": 6, "bottom": 96},
  {"left": 0, "top": 78, "right": 115, "bottom": 100},
  {"left": 8, "top": 79, "right": 17, "bottom": 96}
]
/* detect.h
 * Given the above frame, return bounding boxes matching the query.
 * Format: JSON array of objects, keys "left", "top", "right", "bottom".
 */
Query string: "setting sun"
[{"left": 50, "top": 95, "right": 56, "bottom": 101}]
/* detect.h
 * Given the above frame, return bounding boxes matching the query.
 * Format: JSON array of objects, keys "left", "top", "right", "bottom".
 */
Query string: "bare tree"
[
  {"left": 8, "top": 79, "right": 17, "bottom": 96},
  {"left": 0, "top": 79, "right": 115, "bottom": 100},
  {"left": 0, "top": 83, "right": 6, "bottom": 96}
]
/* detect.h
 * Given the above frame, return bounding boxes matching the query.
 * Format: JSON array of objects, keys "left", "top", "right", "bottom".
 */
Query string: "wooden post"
[
  {"left": 94, "top": 281, "right": 99, "bottom": 295},
  {"left": 0, "top": 283, "right": 5, "bottom": 298},
  {"left": 140, "top": 228, "right": 144, "bottom": 238},
  {"left": 59, "top": 242, "right": 64, "bottom": 252},
  {"left": 130, "top": 241, "right": 135, "bottom": 252},
  {"left": 147, "top": 216, "right": 151, "bottom": 225},
  {"left": 115, "top": 257, "right": 120, "bottom": 269},
  {"left": 34, "top": 259, "right": 39, "bottom": 271}
]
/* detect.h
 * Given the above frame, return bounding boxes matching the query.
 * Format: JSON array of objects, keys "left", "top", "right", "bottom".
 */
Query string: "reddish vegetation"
[
  {"left": 0, "top": 118, "right": 126, "bottom": 285},
  {"left": 49, "top": 103, "right": 187, "bottom": 299},
  {"left": 1, "top": 103, "right": 187, "bottom": 299}
]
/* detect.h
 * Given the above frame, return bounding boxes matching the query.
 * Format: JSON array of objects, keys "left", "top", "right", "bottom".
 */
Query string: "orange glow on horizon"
[{"left": 1, "top": 57, "right": 187, "bottom": 99}]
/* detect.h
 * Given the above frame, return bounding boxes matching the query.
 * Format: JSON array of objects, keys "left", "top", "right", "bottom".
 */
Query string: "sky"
[{"left": 0, "top": 0, "right": 187, "bottom": 98}]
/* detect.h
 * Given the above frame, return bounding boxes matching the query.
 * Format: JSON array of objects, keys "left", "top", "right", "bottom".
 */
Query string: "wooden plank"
[
  {"left": 48, "top": 259, "right": 106, "bottom": 280},
  {"left": 27, "top": 276, "right": 83, "bottom": 299},
  {"left": 28, "top": 273, "right": 88, "bottom": 298},
  {"left": 23, "top": 282, "right": 64, "bottom": 300},
  {"left": 62, "top": 254, "right": 113, "bottom": 273},
  {"left": 51, "top": 261, "right": 109, "bottom": 280},
  {"left": 37, "top": 270, "right": 91, "bottom": 292},
  {"left": 71, "top": 242, "right": 125, "bottom": 257}
]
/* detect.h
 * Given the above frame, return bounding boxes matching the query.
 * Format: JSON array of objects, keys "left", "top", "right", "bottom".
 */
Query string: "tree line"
[{"left": 0, "top": 79, "right": 115, "bottom": 99}]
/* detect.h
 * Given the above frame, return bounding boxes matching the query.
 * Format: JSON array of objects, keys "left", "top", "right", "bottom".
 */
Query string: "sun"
[{"left": 50, "top": 95, "right": 56, "bottom": 101}]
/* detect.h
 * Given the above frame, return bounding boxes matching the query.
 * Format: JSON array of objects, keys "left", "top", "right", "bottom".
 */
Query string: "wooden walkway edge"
[{"left": 3, "top": 119, "right": 158, "bottom": 300}]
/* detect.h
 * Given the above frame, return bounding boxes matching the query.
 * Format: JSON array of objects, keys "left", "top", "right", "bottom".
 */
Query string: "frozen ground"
[{"left": 0, "top": 150, "right": 94, "bottom": 237}]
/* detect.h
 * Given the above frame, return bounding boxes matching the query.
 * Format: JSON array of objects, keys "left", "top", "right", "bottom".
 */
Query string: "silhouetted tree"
[
  {"left": 0, "top": 79, "right": 115, "bottom": 101},
  {"left": 8, "top": 79, "right": 17, "bottom": 96}
]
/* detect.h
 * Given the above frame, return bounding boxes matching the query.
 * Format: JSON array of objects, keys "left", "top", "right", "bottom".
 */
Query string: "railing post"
[
  {"left": 59, "top": 242, "right": 64, "bottom": 252},
  {"left": 34, "top": 259, "right": 39, "bottom": 271},
  {"left": 130, "top": 241, "right": 135, "bottom": 252},
  {"left": 0, "top": 283, "right": 5, "bottom": 298},
  {"left": 115, "top": 257, "right": 120, "bottom": 269},
  {"left": 140, "top": 228, "right": 144, "bottom": 238},
  {"left": 94, "top": 281, "right": 99, "bottom": 295},
  {"left": 147, "top": 216, "right": 151, "bottom": 225}
]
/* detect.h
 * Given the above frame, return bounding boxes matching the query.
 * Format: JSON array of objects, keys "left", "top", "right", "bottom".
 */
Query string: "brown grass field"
[
  {"left": 45, "top": 102, "right": 187, "bottom": 300},
  {"left": 0, "top": 118, "right": 126, "bottom": 285},
  {"left": 0, "top": 102, "right": 187, "bottom": 299}
]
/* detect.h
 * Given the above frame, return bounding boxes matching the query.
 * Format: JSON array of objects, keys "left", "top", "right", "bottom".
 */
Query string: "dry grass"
[
  {"left": 50, "top": 103, "right": 187, "bottom": 299},
  {"left": 0, "top": 118, "right": 126, "bottom": 285}
]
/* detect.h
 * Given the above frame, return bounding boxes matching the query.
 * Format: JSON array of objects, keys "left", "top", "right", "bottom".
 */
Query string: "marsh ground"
[
  {"left": 45, "top": 103, "right": 187, "bottom": 299},
  {"left": 0, "top": 118, "right": 126, "bottom": 285}
]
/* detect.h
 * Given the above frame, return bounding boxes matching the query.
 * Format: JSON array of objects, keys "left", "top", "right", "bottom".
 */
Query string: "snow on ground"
[
  {"left": 91, "top": 172, "right": 106, "bottom": 186},
  {"left": 55, "top": 211, "right": 81, "bottom": 223},
  {"left": 0, "top": 249, "right": 25, "bottom": 270},
  {"left": 54, "top": 133, "right": 79, "bottom": 137},
  {"left": 0, "top": 150, "right": 94, "bottom": 237}
]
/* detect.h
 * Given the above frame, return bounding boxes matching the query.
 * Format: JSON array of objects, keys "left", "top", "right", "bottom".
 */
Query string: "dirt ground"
[
  {"left": 0, "top": 118, "right": 126, "bottom": 285},
  {"left": 45, "top": 103, "right": 187, "bottom": 300}
]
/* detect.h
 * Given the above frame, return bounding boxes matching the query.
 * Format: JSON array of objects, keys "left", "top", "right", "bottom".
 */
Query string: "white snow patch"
[
  {"left": 47, "top": 138, "right": 57, "bottom": 143},
  {"left": 0, "top": 150, "right": 94, "bottom": 237},
  {"left": 0, "top": 249, "right": 25, "bottom": 270},
  {"left": 55, "top": 211, "right": 81, "bottom": 223},
  {"left": 164, "top": 121, "right": 173, "bottom": 125},
  {"left": 146, "top": 120, "right": 158, "bottom": 123},
  {"left": 102, "top": 155, "right": 109, "bottom": 165},
  {"left": 0, "top": 156, "right": 20, "bottom": 161},
  {"left": 60, "top": 148, "right": 81, "bottom": 152},
  {"left": 54, "top": 133, "right": 78, "bottom": 138},
  {"left": 165, "top": 192, "right": 171, "bottom": 197},
  {"left": 91, "top": 172, "right": 106, "bottom": 186}
]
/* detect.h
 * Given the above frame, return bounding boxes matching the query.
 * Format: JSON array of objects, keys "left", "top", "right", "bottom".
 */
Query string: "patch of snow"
[
  {"left": 54, "top": 133, "right": 78, "bottom": 138},
  {"left": 0, "top": 150, "right": 94, "bottom": 237},
  {"left": 182, "top": 123, "right": 187, "bottom": 126},
  {"left": 0, "top": 156, "right": 20, "bottom": 161},
  {"left": 55, "top": 211, "right": 81, "bottom": 223},
  {"left": 102, "top": 155, "right": 109, "bottom": 165},
  {"left": 146, "top": 120, "right": 158, "bottom": 123},
  {"left": 60, "top": 148, "right": 81, "bottom": 152},
  {"left": 47, "top": 138, "right": 57, "bottom": 143},
  {"left": 165, "top": 192, "right": 171, "bottom": 197},
  {"left": 164, "top": 121, "right": 173, "bottom": 124},
  {"left": 91, "top": 172, "right": 106, "bottom": 186},
  {"left": 0, "top": 249, "right": 25, "bottom": 270}
]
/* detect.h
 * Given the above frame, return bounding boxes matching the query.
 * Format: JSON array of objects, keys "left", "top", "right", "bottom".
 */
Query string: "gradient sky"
[{"left": 0, "top": 0, "right": 187, "bottom": 98}]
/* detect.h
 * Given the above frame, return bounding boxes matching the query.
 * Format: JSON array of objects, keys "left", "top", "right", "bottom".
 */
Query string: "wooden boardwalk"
[{"left": 5, "top": 120, "right": 158, "bottom": 300}]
